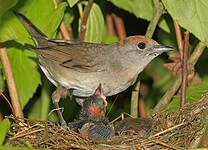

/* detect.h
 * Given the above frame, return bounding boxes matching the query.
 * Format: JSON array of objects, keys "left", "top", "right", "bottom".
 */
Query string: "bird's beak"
[{"left": 153, "top": 45, "right": 174, "bottom": 54}]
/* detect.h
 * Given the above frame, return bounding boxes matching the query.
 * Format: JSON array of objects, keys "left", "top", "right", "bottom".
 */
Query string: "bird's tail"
[{"left": 14, "top": 12, "right": 49, "bottom": 48}]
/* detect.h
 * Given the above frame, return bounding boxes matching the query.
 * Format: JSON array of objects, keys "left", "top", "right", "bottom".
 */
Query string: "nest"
[{"left": 5, "top": 95, "right": 208, "bottom": 150}]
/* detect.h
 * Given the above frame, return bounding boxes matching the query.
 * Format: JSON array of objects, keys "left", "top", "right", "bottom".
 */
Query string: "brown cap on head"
[{"left": 119, "top": 36, "right": 159, "bottom": 47}]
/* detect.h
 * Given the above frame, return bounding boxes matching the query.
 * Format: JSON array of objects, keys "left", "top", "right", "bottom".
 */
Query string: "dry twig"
[
  {"left": 0, "top": 45, "right": 23, "bottom": 119},
  {"left": 79, "top": 0, "right": 94, "bottom": 41}
]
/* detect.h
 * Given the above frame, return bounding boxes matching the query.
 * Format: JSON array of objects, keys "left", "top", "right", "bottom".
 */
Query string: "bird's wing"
[{"left": 35, "top": 42, "right": 108, "bottom": 73}]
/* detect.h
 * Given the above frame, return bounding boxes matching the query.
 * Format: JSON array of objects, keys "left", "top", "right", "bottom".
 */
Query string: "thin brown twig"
[
  {"left": 138, "top": 98, "right": 147, "bottom": 117},
  {"left": 149, "top": 139, "right": 180, "bottom": 150},
  {"left": 9, "top": 128, "right": 45, "bottom": 140},
  {"left": 68, "top": 24, "right": 74, "bottom": 40},
  {"left": 79, "top": 0, "right": 94, "bottom": 41},
  {"left": 174, "top": 20, "right": 183, "bottom": 59},
  {"left": 0, "top": 113, "right": 3, "bottom": 121},
  {"left": 106, "top": 14, "right": 114, "bottom": 37},
  {"left": 53, "top": 0, "right": 71, "bottom": 40},
  {"left": 112, "top": 13, "right": 126, "bottom": 40},
  {"left": 0, "top": 89, "right": 15, "bottom": 116},
  {"left": 180, "top": 32, "right": 189, "bottom": 107},
  {"left": 131, "top": 81, "right": 140, "bottom": 118},
  {"left": 0, "top": 45, "right": 23, "bottom": 119},
  {"left": 143, "top": 122, "right": 185, "bottom": 141}
]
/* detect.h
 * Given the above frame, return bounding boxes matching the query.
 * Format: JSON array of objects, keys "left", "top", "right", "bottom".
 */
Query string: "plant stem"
[
  {"left": 145, "top": 0, "right": 165, "bottom": 38},
  {"left": 173, "top": 20, "right": 183, "bottom": 59},
  {"left": 0, "top": 45, "right": 23, "bottom": 119},
  {"left": 112, "top": 13, "right": 126, "bottom": 40},
  {"left": 53, "top": 0, "right": 71, "bottom": 40},
  {"left": 106, "top": 14, "right": 114, "bottom": 37},
  {"left": 131, "top": 81, "right": 140, "bottom": 118},
  {"left": 79, "top": 0, "right": 94, "bottom": 41},
  {"left": 180, "top": 32, "right": 189, "bottom": 107}
]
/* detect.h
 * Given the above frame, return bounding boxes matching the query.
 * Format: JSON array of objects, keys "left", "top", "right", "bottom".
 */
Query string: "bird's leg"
[{"left": 52, "top": 86, "right": 68, "bottom": 127}]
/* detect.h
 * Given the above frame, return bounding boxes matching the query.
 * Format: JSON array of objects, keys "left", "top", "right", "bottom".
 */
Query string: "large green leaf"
[
  {"left": 7, "top": 47, "right": 41, "bottom": 108},
  {"left": 0, "top": 1, "right": 67, "bottom": 108},
  {"left": 162, "top": 0, "right": 208, "bottom": 44},
  {"left": 0, "top": 0, "right": 18, "bottom": 22},
  {"left": 79, "top": 2, "right": 104, "bottom": 43},
  {"left": 107, "top": 0, "right": 170, "bottom": 33},
  {"left": 28, "top": 77, "right": 51, "bottom": 121},
  {"left": 168, "top": 76, "right": 208, "bottom": 111},
  {"left": 0, "top": 119, "right": 10, "bottom": 146}
]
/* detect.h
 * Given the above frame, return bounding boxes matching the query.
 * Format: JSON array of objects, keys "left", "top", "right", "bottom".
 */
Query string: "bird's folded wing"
[{"left": 35, "top": 43, "right": 107, "bottom": 73}]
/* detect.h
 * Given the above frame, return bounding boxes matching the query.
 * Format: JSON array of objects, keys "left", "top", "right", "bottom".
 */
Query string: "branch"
[
  {"left": 112, "top": 13, "right": 126, "bottom": 40},
  {"left": 131, "top": 81, "right": 140, "bottom": 118},
  {"left": 173, "top": 20, "right": 183, "bottom": 59},
  {"left": 145, "top": 0, "right": 165, "bottom": 38},
  {"left": 0, "top": 45, "right": 23, "bottom": 118},
  {"left": 180, "top": 32, "right": 189, "bottom": 107},
  {"left": 53, "top": 0, "right": 71, "bottom": 40},
  {"left": 79, "top": 0, "right": 94, "bottom": 41},
  {"left": 106, "top": 14, "right": 114, "bottom": 37}
]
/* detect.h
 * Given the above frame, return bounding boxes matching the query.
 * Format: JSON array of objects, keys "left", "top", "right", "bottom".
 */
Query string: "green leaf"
[
  {"left": 7, "top": 46, "right": 41, "bottom": 108},
  {"left": 42, "top": 2, "right": 67, "bottom": 37},
  {"left": 28, "top": 77, "right": 51, "bottom": 120},
  {"left": 0, "top": 119, "right": 10, "bottom": 146},
  {"left": 162, "top": 0, "right": 208, "bottom": 43},
  {"left": 107, "top": 0, "right": 170, "bottom": 33},
  {"left": 79, "top": 2, "right": 104, "bottom": 43},
  {"left": 107, "top": 0, "right": 153, "bottom": 20},
  {"left": 67, "top": 0, "right": 79, "bottom": 7},
  {"left": 16, "top": 0, "right": 67, "bottom": 38},
  {"left": 63, "top": 9, "right": 75, "bottom": 27},
  {"left": 0, "top": 0, "right": 18, "bottom": 22},
  {"left": 0, "top": 147, "right": 47, "bottom": 150},
  {"left": 168, "top": 76, "right": 208, "bottom": 111},
  {"left": 151, "top": 59, "right": 174, "bottom": 93},
  {"left": 103, "top": 36, "right": 119, "bottom": 44}
]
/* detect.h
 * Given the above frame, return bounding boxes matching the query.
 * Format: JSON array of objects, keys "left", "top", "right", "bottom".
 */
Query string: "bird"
[
  {"left": 114, "top": 117, "right": 153, "bottom": 137},
  {"left": 14, "top": 12, "right": 173, "bottom": 126},
  {"left": 69, "top": 84, "right": 114, "bottom": 139}
]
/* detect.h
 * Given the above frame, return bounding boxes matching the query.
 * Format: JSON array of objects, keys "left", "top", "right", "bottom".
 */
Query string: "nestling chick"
[{"left": 69, "top": 84, "right": 113, "bottom": 139}]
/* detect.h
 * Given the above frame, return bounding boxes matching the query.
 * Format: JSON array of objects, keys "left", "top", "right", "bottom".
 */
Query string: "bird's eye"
[{"left": 137, "top": 42, "right": 146, "bottom": 49}]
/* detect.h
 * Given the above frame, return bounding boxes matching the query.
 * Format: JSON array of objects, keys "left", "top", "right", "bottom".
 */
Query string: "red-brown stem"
[
  {"left": 0, "top": 89, "right": 15, "bottom": 116},
  {"left": 0, "top": 46, "right": 23, "bottom": 118},
  {"left": 53, "top": 0, "right": 71, "bottom": 40},
  {"left": 173, "top": 20, "right": 183, "bottom": 59},
  {"left": 0, "top": 113, "right": 3, "bottom": 121},
  {"left": 112, "top": 13, "right": 126, "bottom": 40},
  {"left": 60, "top": 22, "right": 71, "bottom": 40},
  {"left": 106, "top": 14, "right": 114, "bottom": 37},
  {"left": 180, "top": 31, "right": 189, "bottom": 107},
  {"left": 68, "top": 24, "right": 74, "bottom": 40},
  {"left": 138, "top": 98, "right": 147, "bottom": 118},
  {"left": 79, "top": 0, "right": 94, "bottom": 41}
]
